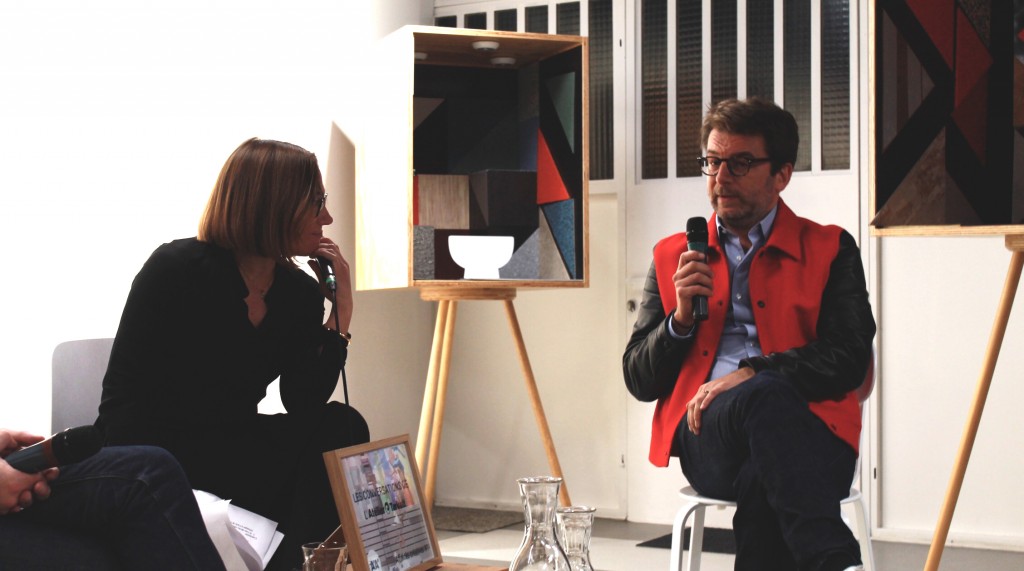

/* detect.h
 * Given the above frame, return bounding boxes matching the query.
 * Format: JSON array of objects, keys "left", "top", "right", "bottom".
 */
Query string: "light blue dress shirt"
[{"left": 668, "top": 206, "right": 779, "bottom": 382}]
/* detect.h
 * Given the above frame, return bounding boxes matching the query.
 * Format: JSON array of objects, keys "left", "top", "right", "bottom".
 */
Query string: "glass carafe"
[
  {"left": 509, "top": 476, "right": 571, "bottom": 571},
  {"left": 301, "top": 540, "right": 347, "bottom": 571},
  {"left": 556, "top": 505, "right": 596, "bottom": 571}
]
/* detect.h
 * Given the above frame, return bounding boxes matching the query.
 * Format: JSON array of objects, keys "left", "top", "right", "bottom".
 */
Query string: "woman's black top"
[{"left": 96, "top": 237, "right": 344, "bottom": 447}]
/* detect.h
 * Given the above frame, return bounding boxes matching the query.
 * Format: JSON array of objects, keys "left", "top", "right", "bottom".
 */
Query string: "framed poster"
[
  {"left": 870, "top": 0, "right": 1023, "bottom": 236},
  {"left": 323, "top": 435, "right": 443, "bottom": 571}
]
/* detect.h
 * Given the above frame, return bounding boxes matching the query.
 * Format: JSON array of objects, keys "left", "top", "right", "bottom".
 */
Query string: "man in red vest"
[{"left": 623, "top": 98, "right": 875, "bottom": 571}]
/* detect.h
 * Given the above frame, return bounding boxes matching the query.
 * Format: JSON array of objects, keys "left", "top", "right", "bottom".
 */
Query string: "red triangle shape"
[
  {"left": 537, "top": 130, "right": 570, "bottom": 205},
  {"left": 907, "top": 0, "right": 955, "bottom": 69}
]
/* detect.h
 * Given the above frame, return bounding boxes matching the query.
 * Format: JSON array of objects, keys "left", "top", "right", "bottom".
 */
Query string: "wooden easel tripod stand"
[
  {"left": 413, "top": 286, "right": 572, "bottom": 508},
  {"left": 925, "top": 235, "right": 1024, "bottom": 569}
]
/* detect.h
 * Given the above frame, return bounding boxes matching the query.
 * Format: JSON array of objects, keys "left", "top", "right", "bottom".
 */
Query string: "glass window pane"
[
  {"left": 526, "top": 6, "right": 549, "bottom": 33},
  {"left": 821, "top": 0, "right": 850, "bottom": 170},
  {"left": 435, "top": 15, "right": 456, "bottom": 28},
  {"left": 495, "top": 9, "right": 517, "bottom": 31},
  {"left": 676, "top": 0, "right": 703, "bottom": 177},
  {"left": 642, "top": 0, "right": 668, "bottom": 179},
  {"left": 711, "top": 0, "right": 737, "bottom": 105},
  {"left": 465, "top": 12, "right": 487, "bottom": 30},
  {"left": 589, "top": 0, "right": 614, "bottom": 180},
  {"left": 746, "top": 0, "right": 774, "bottom": 101},
  {"left": 784, "top": 0, "right": 812, "bottom": 171},
  {"left": 557, "top": 2, "right": 581, "bottom": 35}
]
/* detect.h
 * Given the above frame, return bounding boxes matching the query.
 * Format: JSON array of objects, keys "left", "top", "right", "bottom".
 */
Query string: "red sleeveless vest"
[{"left": 647, "top": 201, "right": 861, "bottom": 467}]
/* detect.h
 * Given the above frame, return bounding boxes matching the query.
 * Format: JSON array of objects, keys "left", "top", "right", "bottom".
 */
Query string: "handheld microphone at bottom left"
[{"left": 5, "top": 426, "right": 102, "bottom": 473}]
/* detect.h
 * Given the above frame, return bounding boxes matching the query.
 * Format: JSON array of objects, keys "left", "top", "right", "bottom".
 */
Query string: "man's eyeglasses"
[
  {"left": 313, "top": 193, "right": 328, "bottom": 216},
  {"left": 698, "top": 156, "right": 772, "bottom": 177}
]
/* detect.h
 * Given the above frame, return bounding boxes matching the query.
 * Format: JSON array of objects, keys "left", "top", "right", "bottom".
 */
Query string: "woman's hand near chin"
[{"left": 308, "top": 238, "right": 353, "bottom": 333}]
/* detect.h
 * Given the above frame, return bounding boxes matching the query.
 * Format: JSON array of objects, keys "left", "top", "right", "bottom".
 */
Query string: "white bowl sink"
[{"left": 447, "top": 235, "right": 514, "bottom": 280}]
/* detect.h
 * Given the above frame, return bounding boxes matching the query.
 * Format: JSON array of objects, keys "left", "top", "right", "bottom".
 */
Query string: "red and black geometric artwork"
[
  {"left": 412, "top": 46, "right": 585, "bottom": 280},
  {"left": 872, "top": 0, "right": 1022, "bottom": 229}
]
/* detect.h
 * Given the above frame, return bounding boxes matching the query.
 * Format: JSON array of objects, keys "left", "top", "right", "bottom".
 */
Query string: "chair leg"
[
  {"left": 669, "top": 502, "right": 703, "bottom": 571},
  {"left": 686, "top": 505, "right": 707, "bottom": 571},
  {"left": 851, "top": 497, "right": 875, "bottom": 571},
  {"left": 669, "top": 503, "right": 688, "bottom": 571}
]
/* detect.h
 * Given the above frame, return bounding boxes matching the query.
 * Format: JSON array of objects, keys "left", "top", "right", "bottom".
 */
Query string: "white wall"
[{"left": 875, "top": 236, "right": 1024, "bottom": 547}]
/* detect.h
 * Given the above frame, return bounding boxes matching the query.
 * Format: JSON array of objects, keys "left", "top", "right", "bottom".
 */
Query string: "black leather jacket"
[{"left": 623, "top": 230, "right": 876, "bottom": 403}]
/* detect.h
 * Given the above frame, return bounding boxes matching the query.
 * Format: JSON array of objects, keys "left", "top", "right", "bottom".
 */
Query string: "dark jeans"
[
  {"left": 0, "top": 446, "right": 225, "bottom": 570},
  {"left": 675, "top": 371, "right": 861, "bottom": 571}
]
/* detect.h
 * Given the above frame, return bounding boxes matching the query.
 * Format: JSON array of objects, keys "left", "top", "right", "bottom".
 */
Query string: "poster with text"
[{"left": 324, "top": 435, "right": 442, "bottom": 571}]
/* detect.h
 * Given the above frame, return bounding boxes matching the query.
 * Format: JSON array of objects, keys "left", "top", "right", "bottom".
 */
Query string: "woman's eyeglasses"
[{"left": 313, "top": 193, "right": 328, "bottom": 216}]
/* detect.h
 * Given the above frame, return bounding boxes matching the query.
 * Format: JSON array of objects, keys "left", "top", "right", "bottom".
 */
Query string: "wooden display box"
[{"left": 356, "top": 25, "right": 589, "bottom": 291}]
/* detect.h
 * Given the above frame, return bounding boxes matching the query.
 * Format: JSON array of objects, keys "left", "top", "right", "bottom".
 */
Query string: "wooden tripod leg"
[
  {"left": 925, "top": 248, "right": 1024, "bottom": 570},
  {"left": 416, "top": 300, "right": 450, "bottom": 485},
  {"left": 425, "top": 301, "right": 458, "bottom": 507},
  {"left": 503, "top": 299, "right": 572, "bottom": 507}
]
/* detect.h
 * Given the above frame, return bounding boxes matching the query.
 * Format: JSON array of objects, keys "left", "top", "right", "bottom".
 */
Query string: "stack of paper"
[{"left": 194, "top": 489, "right": 285, "bottom": 571}]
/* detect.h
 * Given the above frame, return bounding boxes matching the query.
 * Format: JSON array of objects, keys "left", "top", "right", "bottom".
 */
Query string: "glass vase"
[
  {"left": 556, "top": 505, "right": 596, "bottom": 571},
  {"left": 509, "top": 476, "right": 571, "bottom": 571}
]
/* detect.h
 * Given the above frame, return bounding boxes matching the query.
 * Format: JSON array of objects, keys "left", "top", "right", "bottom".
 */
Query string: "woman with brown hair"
[{"left": 96, "top": 138, "right": 369, "bottom": 570}]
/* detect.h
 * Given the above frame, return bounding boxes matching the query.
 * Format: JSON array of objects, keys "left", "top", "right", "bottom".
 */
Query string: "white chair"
[
  {"left": 669, "top": 361, "right": 877, "bottom": 571},
  {"left": 51, "top": 338, "right": 114, "bottom": 433}
]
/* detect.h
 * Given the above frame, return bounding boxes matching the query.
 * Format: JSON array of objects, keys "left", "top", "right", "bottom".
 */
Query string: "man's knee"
[{"left": 739, "top": 371, "right": 804, "bottom": 407}]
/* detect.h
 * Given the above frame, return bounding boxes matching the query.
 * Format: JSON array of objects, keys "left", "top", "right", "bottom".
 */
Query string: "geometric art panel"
[
  {"left": 500, "top": 227, "right": 543, "bottom": 279},
  {"left": 535, "top": 211, "right": 572, "bottom": 281},
  {"left": 541, "top": 199, "right": 578, "bottom": 279},
  {"left": 417, "top": 204, "right": 573, "bottom": 281},
  {"left": 412, "top": 160, "right": 578, "bottom": 280},
  {"left": 505, "top": 211, "right": 572, "bottom": 281},
  {"left": 872, "top": 0, "right": 1022, "bottom": 232},
  {"left": 469, "top": 170, "right": 538, "bottom": 229},
  {"left": 498, "top": 219, "right": 570, "bottom": 281},
  {"left": 545, "top": 72, "right": 576, "bottom": 153},
  {"left": 537, "top": 47, "right": 585, "bottom": 278},
  {"left": 415, "top": 174, "right": 470, "bottom": 229},
  {"left": 356, "top": 26, "right": 587, "bottom": 290},
  {"left": 537, "top": 129, "right": 571, "bottom": 205}
]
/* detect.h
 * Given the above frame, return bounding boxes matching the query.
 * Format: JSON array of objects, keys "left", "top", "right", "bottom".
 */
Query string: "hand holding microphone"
[
  {"left": 671, "top": 217, "right": 714, "bottom": 330},
  {"left": 685, "top": 217, "right": 710, "bottom": 322},
  {"left": 316, "top": 256, "right": 337, "bottom": 292},
  {"left": 1, "top": 426, "right": 101, "bottom": 514},
  {"left": 309, "top": 238, "right": 354, "bottom": 335},
  {"left": 309, "top": 238, "right": 344, "bottom": 294},
  {"left": 4, "top": 426, "right": 102, "bottom": 473}
]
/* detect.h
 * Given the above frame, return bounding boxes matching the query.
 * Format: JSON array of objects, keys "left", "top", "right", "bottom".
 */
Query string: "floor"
[{"left": 438, "top": 518, "right": 1024, "bottom": 570}]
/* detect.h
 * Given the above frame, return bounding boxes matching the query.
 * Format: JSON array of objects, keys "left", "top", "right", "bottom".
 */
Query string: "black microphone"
[
  {"left": 316, "top": 257, "right": 337, "bottom": 291},
  {"left": 686, "top": 216, "right": 709, "bottom": 322},
  {"left": 5, "top": 426, "right": 102, "bottom": 473}
]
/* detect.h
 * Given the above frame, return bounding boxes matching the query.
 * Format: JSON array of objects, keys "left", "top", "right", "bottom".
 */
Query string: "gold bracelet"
[{"left": 324, "top": 327, "right": 352, "bottom": 346}]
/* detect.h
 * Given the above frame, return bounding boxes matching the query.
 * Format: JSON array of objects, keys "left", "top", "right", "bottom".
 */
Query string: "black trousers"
[
  {"left": 675, "top": 371, "right": 861, "bottom": 571},
  {"left": 166, "top": 402, "right": 369, "bottom": 571}
]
